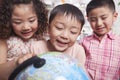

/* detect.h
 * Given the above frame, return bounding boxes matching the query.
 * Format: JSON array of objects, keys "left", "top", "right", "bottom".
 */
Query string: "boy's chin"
[{"left": 54, "top": 46, "right": 67, "bottom": 52}]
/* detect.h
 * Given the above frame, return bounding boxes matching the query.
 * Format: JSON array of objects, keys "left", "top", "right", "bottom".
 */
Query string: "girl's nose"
[{"left": 22, "top": 22, "right": 30, "bottom": 30}]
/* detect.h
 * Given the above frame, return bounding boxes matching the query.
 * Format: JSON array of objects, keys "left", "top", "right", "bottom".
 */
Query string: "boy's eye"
[
  {"left": 71, "top": 31, "right": 78, "bottom": 34},
  {"left": 71, "top": 31, "right": 77, "bottom": 34},
  {"left": 89, "top": 18, "right": 96, "bottom": 22},
  {"left": 55, "top": 25, "right": 63, "bottom": 30},
  {"left": 70, "top": 27, "right": 79, "bottom": 35},
  {"left": 102, "top": 17, "right": 107, "bottom": 20}
]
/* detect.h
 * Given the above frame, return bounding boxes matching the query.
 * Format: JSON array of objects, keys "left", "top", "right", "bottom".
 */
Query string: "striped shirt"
[{"left": 79, "top": 31, "right": 120, "bottom": 80}]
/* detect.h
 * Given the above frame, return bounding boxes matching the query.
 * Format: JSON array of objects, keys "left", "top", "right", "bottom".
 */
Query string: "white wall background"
[{"left": 113, "top": 0, "right": 120, "bottom": 35}]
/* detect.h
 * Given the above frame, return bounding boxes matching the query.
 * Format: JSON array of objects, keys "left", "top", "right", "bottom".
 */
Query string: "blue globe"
[{"left": 10, "top": 52, "right": 89, "bottom": 80}]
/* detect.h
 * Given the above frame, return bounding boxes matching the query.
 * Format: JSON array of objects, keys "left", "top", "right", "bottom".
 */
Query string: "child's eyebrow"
[
  {"left": 89, "top": 13, "right": 108, "bottom": 18},
  {"left": 11, "top": 18, "right": 22, "bottom": 21},
  {"left": 12, "top": 16, "right": 37, "bottom": 20},
  {"left": 28, "top": 16, "right": 37, "bottom": 19},
  {"left": 71, "top": 26, "right": 80, "bottom": 29},
  {"left": 55, "top": 21, "right": 64, "bottom": 25}
]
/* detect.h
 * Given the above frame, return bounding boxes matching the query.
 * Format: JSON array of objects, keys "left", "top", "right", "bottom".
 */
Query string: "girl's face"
[
  {"left": 11, "top": 4, "right": 38, "bottom": 40},
  {"left": 48, "top": 14, "right": 82, "bottom": 51},
  {"left": 88, "top": 7, "right": 117, "bottom": 39}
]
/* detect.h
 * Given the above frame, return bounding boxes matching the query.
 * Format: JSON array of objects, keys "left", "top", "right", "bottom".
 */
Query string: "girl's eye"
[
  {"left": 29, "top": 19, "right": 36, "bottom": 23},
  {"left": 12, "top": 21, "right": 22, "bottom": 24}
]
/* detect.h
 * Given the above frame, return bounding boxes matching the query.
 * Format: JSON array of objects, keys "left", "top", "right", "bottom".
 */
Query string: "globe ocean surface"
[{"left": 16, "top": 52, "right": 89, "bottom": 80}]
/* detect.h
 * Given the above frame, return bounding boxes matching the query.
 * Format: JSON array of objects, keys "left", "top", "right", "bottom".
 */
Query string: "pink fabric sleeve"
[{"left": 30, "top": 40, "right": 48, "bottom": 55}]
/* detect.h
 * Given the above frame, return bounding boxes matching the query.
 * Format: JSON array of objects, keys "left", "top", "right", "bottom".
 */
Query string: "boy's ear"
[
  {"left": 86, "top": 16, "right": 89, "bottom": 22},
  {"left": 113, "top": 12, "right": 118, "bottom": 21},
  {"left": 79, "top": 29, "right": 81, "bottom": 35},
  {"left": 79, "top": 32, "right": 81, "bottom": 35},
  {"left": 47, "top": 24, "right": 50, "bottom": 34}
]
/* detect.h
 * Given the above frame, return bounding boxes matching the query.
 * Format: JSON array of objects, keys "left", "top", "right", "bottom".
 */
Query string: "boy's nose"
[
  {"left": 61, "top": 30, "right": 69, "bottom": 39},
  {"left": 97, "top": 19, "right": 103, "bottom": 26}
]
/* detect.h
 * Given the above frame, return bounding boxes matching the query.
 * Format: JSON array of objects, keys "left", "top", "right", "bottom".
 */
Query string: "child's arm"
[
  {"left": 0, "top": 40, "right": 34, "bottom": 80},
  {"left": 0, "top": 39, "right": 17, "bottom": 80},
  {"left": 0, "top": 39, "right": 7, "bottom": 64},
  {"left": 17, "top": 53, "right": 34, "bottom": 65},
  {"left": 0, "top": 60, "right": 17, "bottom": 80}
]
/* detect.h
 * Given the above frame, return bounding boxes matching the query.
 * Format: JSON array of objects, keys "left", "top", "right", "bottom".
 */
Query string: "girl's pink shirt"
[{"left": 7, "top": 37, "right": 37, "bottom": 61}]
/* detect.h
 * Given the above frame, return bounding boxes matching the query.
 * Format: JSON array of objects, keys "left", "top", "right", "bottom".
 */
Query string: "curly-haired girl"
[{"left": 0, "top": 0, "right": 48, "bottom": 79}]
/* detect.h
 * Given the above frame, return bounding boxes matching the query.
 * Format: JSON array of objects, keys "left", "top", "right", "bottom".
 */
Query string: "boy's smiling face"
[
  {"left": 88, "top": 6, "right": 117, "bottom": 39},
  {"left": 48, "top": 14, "right": 82, "bottom": 51}
]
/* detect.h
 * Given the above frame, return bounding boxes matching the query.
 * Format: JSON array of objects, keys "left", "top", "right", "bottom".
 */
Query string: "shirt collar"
[{"left": 92, "top": 31, "right": 115, "bottom": 40}]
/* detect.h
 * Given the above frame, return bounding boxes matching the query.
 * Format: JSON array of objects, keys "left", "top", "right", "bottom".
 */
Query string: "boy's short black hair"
[
  {"left": 86, "top": 0, "right": 115, "bottom": 16},
  {"left": 49, "top": 3, "right": 85, "bottom": 27}
]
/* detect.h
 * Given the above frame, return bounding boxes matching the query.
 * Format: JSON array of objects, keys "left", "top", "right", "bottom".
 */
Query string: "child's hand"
[{"left": 17, "top": 53, "right": 35, "bottom": 65}]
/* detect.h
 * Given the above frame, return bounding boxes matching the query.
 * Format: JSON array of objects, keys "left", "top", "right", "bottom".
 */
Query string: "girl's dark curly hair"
[{"left": 0, "top": 0, "right": 48, "bottom": 39}]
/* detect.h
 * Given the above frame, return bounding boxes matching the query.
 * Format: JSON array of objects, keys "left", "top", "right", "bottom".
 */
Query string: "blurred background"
[{"left": 43, "top": 0, "right": 120, "bottom": 40}]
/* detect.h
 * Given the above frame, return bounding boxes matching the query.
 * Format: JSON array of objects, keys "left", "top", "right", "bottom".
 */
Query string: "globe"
[{"left": 9, "top": 52, "right": 89, "bottom": 80}]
